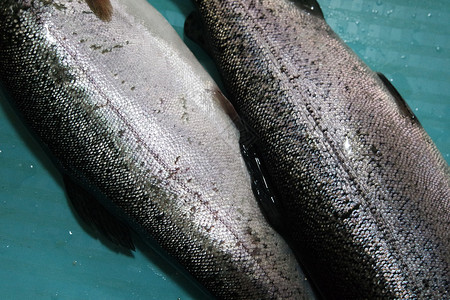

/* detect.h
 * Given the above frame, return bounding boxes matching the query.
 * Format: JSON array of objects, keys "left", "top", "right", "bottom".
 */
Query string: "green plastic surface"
[{"left": 0, "top": 0, "right": 448, "bottom": 299}]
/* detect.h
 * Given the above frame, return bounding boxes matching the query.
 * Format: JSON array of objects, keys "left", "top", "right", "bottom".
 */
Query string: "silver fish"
[
  {"left": 0, "top": 0, "right": 314, "bottom": 298},
  {"left": 188, "top": 0, "right": 450, "bottom": 298}
]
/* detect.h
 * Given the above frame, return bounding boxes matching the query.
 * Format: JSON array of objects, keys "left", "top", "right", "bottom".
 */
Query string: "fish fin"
[
  {"left": 377, "top": 72, "right": 421, "bottom": 126},
  {"left": 85, "top": 0, "right": 113, "bottom": 22},
  {"left": 240, "top": 129, "right": 285, "bottom": 234},
  {"left": 63, "top": 176, "right": 135, "bottom": 251},
  {"left": 289, "top": 0, "right": 324, "bottom": 19},
  {"left": 212, "top": 88, "right": 243, "bottom": 129},
  {"left": 184, "top": 11, "right": 212, "bottom": 56}
]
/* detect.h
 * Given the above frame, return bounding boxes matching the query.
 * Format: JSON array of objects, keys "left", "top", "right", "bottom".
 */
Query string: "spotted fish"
[
  {"left": 0, "top": 0, "right": 315, "bottom": 298},
  {"left": 187, "top": 0, "right": 450, "bottom": 298}
]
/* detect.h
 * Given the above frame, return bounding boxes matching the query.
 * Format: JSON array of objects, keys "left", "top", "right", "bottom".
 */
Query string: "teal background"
[{"left": 0, "top": 0, "right": 448, "bottom": 299}]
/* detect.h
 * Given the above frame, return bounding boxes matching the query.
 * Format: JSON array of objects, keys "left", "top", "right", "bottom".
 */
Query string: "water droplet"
[
  {"left": 372, "top": 9, "right": 378, "bottom": 14},
  {"left": 435, "top": 45, "right": 441, "bottom": 52},
  {"left": 30, "top": 164, "right": 34, "bottom": 169},
  {"left": 415, "top": 107, "right": 419, "bottom": 111},
  {"left": 69, "top": 231, "right": 73, "bottom": 235},
  {"left": 427, "top": 12, "right": 432, "bottom": 17},
  {"left": 387, "top": 10, "right": 393, "bottom": 16},
  {"left": 400, "top": 55, "right": 406, "bottom": 59},
  {"left": 411, "top": 13, "right": 416, "bottom": 19},
  {"left": 355, "top": 20, "right": 360, "bottom": 25}
]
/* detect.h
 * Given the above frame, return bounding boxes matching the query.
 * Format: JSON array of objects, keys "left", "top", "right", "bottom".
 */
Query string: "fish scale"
[
  {"left": 190, "top": 0, "right": 450, "bottom": 298},
  {"left": 0, "top": 0, "right": 316, "bottom": 298}
]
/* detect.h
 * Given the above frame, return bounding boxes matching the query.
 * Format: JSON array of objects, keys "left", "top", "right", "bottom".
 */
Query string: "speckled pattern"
[
  {"left": 0, "top": 0, "right": 313, "bottom": 299},
  {"left": 192, "top": 0, "right": 449, "bottom": 298},
  {"left": 0, "top": 0, "right": 449, "bottom": 299}
]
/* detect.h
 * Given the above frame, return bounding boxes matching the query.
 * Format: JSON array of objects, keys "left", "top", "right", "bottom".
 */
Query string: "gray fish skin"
[
  {"left": 190, "top": 0, "right": 450, "bottom": 298},
  {"left": 0, "top": 0, "right": 315, "bottom": 298}
]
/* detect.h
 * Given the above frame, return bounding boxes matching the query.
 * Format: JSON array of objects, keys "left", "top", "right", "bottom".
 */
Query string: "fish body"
[
  {"left": 189, "top": 0, "right": 450, "bottom": 298},
  {"left": 0, "top": 0, "right": 314, "bottom": 298}
]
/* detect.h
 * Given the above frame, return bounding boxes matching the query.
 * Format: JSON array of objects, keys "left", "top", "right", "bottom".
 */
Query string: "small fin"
[
  {"left": 289, "top": 0, "right": 324, "bottom": 19},
  {"left": 63, "top": 176, "right": 135, "bottom": 251},
  {"left": 377, "top": 73, "right": 421, "bottom": 126},
  {"left": 185, "top": 11, "right": 211, "bottom": 56},
  {"left": 212, "top": 88, "right": 243, "bottom": 130},
  {"left": 85, "top": 0, "right": 113, "bottom": 22},
  {"left": 239, "top": 129, "right": 285, "bottom": 234}
]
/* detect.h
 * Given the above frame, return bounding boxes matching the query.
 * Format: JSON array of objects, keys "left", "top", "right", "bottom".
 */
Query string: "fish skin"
[
  {"left": 189, "top": 0, "right": 450, "bottom": 298},
  {"left": 0, "top": 0, "right": 315, "bottom": 298}
]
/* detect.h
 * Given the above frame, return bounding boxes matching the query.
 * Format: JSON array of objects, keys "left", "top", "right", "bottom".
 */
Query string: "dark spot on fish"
[
  {"left": 53, "top": 2, "right": 67, "bottom": 11},
  {"left": 252, "top": 248, "right": 261, "bottom": 256},
  {"left": 154, "top": 212, "right": 164, "bottom": 221},
  {"left": 130, "top": 86, "right": 135, "bottom": 91},
  {"left": 370, "top": 144, "right": 381, "bottom": 156},
  {"left": 246, "top": 227, "right": 252, "bottom": 235},
  {"left": 90, "top": 44, "right": 101, "bottom": 50},
  {"left": 167, "top": 167, "right": 180, "bottom": 179}
]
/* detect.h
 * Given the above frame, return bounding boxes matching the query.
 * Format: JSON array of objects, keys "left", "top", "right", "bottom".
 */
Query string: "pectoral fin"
[
  {"left": 289, "top": 0, "right": 325, "bottom": 19},
  {"left": 85, "top": 0, "right": 113, "bottom": 22},
  {"left": 63, "top": 175, "right": 135, "bottom": 251},
  {"left": 377, "top": 72, "right": 421, "bottom": 126}
]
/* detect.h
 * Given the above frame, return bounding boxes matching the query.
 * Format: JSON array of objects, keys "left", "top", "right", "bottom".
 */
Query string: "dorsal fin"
[
  {"left": 377, "top": 73, "right": 422, "bottom": 126},
  {"left": 289, "top": 0, "right": 324, "bottom": 19},
  {"left": 64, "top": 175, "right": 135, "bottom": 251},
  {"left": 85, "top": 0, "right": 113, "bottom": 22}
]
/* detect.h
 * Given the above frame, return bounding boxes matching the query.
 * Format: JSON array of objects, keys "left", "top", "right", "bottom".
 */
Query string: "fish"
[
  {"left": 187, "top": 0, "right": 450, "bottom": 298},
  {"left": 0, "top": 0, "right": 316, "bottom": 298}
]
